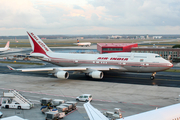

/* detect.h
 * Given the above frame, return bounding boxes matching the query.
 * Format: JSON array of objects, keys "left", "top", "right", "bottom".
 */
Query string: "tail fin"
[
  {"left": 27, "top": 31, "right": 52, "bottom": 55},
  {"left": 7, "top": 65, "right": 16, "bottom": 70},
  {"left": 5, "top": 41, "right": 10, "bottom": 48}
]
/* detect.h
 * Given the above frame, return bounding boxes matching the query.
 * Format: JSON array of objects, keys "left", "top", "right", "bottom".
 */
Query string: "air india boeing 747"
[{"left": 7, "top": 32, "right": 173, "bottom": 80}]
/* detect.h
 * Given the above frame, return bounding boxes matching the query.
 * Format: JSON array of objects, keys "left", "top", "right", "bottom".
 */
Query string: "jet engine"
[
  {"left": 54, "top": 71, "right": 69, "bottom": 79},
  {"left": 88, "top": 71, "right": 104, "bottom": 79}
]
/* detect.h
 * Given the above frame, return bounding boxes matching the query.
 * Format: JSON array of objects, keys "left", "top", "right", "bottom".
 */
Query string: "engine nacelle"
[
  {"left": 54, "top": 71, "right": 69, "bottom": 79},
  {"left": 89, "top": 71, "right": 104, "bottom": 79}
]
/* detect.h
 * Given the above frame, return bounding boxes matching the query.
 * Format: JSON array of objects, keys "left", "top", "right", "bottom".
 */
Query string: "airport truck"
[
  {"left": 1, "top": 90, "right": 34, "bottom": 110},
  {"left": 103, "top": 108, "right": 122, "bottom": 120},
  {"left": 41, "top": 106, "right": 51, "bottom": 114},
  {"left": 40, "top": 98, "right": 52, "bottom": 106}
]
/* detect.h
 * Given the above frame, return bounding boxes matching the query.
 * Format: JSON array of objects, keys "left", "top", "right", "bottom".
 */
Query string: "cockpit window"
[{"left": 155, "top": 56, "right": 161, "bottom": 58}]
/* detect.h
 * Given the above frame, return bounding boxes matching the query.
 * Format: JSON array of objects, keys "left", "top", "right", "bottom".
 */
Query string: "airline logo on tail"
[{"left": 27, "top": 31, "right": 52, "bottom": 55}]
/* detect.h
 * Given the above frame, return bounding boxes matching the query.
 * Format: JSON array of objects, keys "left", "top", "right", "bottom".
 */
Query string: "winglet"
[{"left": 7, "top": 65, "right": 16, "bottom": 70}]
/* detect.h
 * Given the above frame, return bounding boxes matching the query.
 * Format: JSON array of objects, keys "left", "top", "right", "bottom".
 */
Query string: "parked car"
[{"left": 76, "top": 94, "right": 92, "bottom": 102}]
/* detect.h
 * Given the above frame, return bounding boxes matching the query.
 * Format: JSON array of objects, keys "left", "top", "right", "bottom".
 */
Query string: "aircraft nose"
[{"left": 167, "top": 63, "right": 173, "bottom": 68}]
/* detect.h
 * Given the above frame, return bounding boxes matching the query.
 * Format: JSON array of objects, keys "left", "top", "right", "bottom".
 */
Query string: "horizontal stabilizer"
[{"left": 7, "top": 65, "right": 16, "bottom": 70}]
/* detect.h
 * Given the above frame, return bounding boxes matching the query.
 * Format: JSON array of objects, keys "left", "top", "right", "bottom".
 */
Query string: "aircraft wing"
[
  {"left": 7, "top": 65, "right": 124, "bottom": 72},
  {"left": 84, "top": 102, "right": 109, "bottom": 120}
]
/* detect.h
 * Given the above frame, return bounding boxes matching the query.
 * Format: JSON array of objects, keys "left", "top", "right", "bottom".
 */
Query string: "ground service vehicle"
[
  {"left": 0, "top": 111, "right": 3, "bottom": 118},
  {"left": 1, "top": 90, "right": 33, "bottom": 110},
  {"left": 1, "top": 100, "right": 30, "bottom": 110},
  {"left": 41, "top": 106, "right": 51, "bottom": 114},
  {"left": 76, "top": 94, "right": 92, "bottom": 102},
  {"left": 104, "top": 108, "right": 122, "bottom": 120},
  {"left": 40, "top": 98, "right": 52, "bottom": 106},
  {"left": 1, "top": 115, "right": 26, "bottom": 120},
  {"left": 45, "top": 111, "right": 65, "bottom": 120}
]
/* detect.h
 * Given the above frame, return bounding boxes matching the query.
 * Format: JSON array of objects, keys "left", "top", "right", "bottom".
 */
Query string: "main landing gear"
[{"left": 150, "top": 72, "right": 156, "bottom": 80}]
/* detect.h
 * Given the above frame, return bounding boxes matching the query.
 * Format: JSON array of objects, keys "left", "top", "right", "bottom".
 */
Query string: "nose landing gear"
[{"left": 150, "top": 72, "right": 156, "bottom": 80}]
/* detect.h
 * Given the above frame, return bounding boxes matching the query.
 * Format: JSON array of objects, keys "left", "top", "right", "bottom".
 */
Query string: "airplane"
[
  {"left": 7, "top": 31, "right": 173, "bottom": 80},
  {"left": 73, "top": 39, "right": 91, "bottom": 47},
  {"left": 0, "top": 41, "right": 10, "bottom": 52},
  {"left": 84, "top": 102, "right": 180, "bottom": 120},
  {"left": 15, "top": 37, "right": 18, "bottom": 43}
]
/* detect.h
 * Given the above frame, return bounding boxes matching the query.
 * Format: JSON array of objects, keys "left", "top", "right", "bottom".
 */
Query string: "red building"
[{"left": 97, "top": 43, "right": 138, "bottom": 54}]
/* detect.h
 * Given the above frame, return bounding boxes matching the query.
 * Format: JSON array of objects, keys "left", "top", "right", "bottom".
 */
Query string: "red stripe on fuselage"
[{"left": 40, "top": 57, "right": 172, "bottom": 68}]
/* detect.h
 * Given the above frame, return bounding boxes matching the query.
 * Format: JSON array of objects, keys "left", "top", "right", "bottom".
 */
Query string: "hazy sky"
[{"left": 0, "top": 0, "right": 180, "bottom": 35}]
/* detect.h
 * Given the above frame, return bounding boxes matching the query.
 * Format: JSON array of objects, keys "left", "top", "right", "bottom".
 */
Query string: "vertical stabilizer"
[
  {"left": 27, "top": 31, "right": 52, "bottom": 55},
  {"left": 5, "top": 41, "right": 10, "bottom": 48}
]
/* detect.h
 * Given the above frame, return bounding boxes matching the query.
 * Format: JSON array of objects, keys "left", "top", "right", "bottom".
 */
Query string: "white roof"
[
  {"left": 1, "top": 116, "right": 26, "bottom": 120},
  {"left": 81, "top": 94, "right": 92, "bottom": 96}
]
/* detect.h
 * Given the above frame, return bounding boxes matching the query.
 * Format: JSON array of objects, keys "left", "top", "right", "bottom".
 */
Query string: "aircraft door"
[{"left": 130, "top": 53, "right": 135, "bottom": 60}]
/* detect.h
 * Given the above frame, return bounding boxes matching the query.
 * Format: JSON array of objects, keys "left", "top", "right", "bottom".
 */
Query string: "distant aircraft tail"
[
  {"left": 27, "top": 31, "right": 52, "bottom": 55},
  {"left": 5, "top": 41, "right": 10, "bottom": 48}
]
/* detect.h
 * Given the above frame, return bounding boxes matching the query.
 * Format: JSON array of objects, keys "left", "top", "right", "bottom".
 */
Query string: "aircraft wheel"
[{"left": 150, "top": 76, "right": 155, "bottom": 80}]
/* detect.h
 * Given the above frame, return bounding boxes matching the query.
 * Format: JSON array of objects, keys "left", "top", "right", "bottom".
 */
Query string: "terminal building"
[
  {"left": 96, "top": 43, "right": 180, "bottom": 61},
  {"left": 97, "top": 43, "right": 138, "bottom": 54},
  {"left": 131, "top": 47, "right": 180, "bottom": 60}
]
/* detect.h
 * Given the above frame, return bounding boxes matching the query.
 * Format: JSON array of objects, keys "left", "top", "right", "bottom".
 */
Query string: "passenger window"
[
  {"left": 84, "top": 96, "right": 88, "bottom": 98},
  {"left": 79, "top": 96, "right": 83, "bottom": 98}
]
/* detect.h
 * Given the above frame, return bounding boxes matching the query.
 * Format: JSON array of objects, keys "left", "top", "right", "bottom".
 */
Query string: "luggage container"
[
  {"left": 66, "top": 101, "right": 78, "bottom": 110},
  {"left": 56, "top": 105, "right": 69, "bottom": 114},
  {"left": 59, "top": 103, "right": 72, "bottom": 112},
  {"left": 52, "top": 99, "right": 65, "bottom": 106},
  {"left": 40, "top": 98, "right": 52, "bottom": 106}
]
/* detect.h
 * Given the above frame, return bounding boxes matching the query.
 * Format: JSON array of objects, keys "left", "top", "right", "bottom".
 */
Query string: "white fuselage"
[
  {"left": 122, "top": 103, "right": 180, "bottom": 120},
  {"left": 31, "top": 52, "right": 173, "bottom": 73},
  {"left": 0, "top": 47, "right": 9, "bottom": 52},
  {"left": 74, "top": 42, "right": 91, "bottom": 46}
]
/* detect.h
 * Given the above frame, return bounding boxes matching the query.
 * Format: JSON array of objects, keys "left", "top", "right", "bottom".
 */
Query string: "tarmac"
[{"left": 0, "top": 73, "right": 180, "bottom": 120}]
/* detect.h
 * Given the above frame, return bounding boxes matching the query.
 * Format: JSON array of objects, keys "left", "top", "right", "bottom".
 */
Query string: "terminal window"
[{"left": 102, "top": 48, "right": 123, "bottom": 51}]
